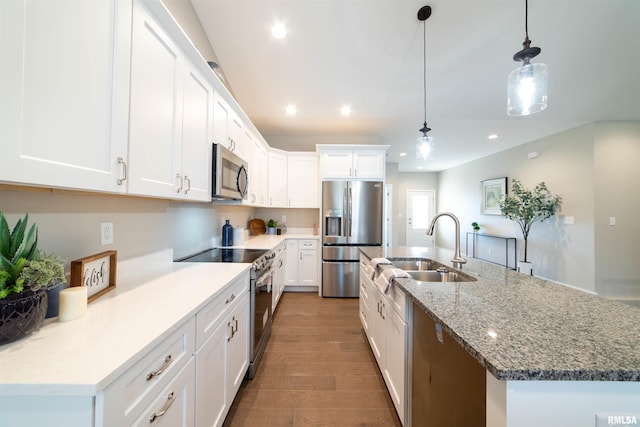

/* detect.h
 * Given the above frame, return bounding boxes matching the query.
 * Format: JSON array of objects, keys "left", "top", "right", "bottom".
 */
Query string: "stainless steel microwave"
[{"left": 212, "top": 143, "right": 248, "bottom": 200}]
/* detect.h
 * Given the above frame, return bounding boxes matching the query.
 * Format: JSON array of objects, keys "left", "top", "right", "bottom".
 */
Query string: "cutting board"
[{"left": 248, "top": 218, "right": 266, "bottom": 235}]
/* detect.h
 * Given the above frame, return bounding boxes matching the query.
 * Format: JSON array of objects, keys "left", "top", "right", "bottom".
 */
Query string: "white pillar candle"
[{"left": 58, "top": 287, "right": 88, "bottom": 322}]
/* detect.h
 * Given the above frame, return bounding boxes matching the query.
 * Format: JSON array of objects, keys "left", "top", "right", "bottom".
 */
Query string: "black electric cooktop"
[{"left": 176, "top": 248, "right": 268, "bottom": 264}]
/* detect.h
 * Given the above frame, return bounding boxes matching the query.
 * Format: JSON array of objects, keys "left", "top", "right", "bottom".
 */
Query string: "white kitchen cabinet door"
[
  {"left": 285, "top": 240, "right": 299, "bottom": 287},
  {"left": 268, "top": 150, "right": 288, "bottom": 207},
  {"left": 179, "top": 64, "right": 213, "bottom": 201},
  {"left": 0, "top": 0, "right": 131, "bottom": 192},
  {"left": 368, "top": 289, "right": 386, "bottom": 366},
  {"left": 352, "top": 150, "right": 385, "bottom": 179},
  {"left": 248, "top": 139, "right": 268, "bottom": 206},
  {"left": 298, "top": 249, "right": 318, "bottom": 287},
  {"left": 384, "top": 306, "right": 406, "bottom": 423},
  {"left": 319, "top": 151, "right": 353, "bottom": 179},
  {"left": 132, "top": 359, "right": 195, "bottom": 427},
  {"left": 225, "top": 291, "right": 250, "bottom": 401},
  {"left": 128, "top": 2, "right": 212, "bottom": 201},
  {"left": 212, "top": 93, "right": 231, "bottom": 150},
  {"left": 287, "top": 154, "right": 318, "bottom": 207},
  {"left": 128, "top": 2, "right": 183, "bottom": 198},
  {"left": 196, "top": 320, "right": 227, "bottom": 427}
]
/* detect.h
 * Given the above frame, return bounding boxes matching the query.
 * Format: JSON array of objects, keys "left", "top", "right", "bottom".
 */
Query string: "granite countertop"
[{"left": 361, "top": 246, "right": 640, "bottom": 382}]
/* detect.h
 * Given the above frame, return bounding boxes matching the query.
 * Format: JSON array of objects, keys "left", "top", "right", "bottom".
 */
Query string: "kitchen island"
[{"left": 360, "top": 246, "right": 640, "bottom": 427}]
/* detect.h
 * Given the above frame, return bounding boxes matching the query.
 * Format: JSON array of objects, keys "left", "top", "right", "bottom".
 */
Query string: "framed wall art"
[
  {"left": 481, "top": 177, "right": 507, "bottom": 215},
  {"left": 70, "top": 250, "right": 117, "bottom": 302}
]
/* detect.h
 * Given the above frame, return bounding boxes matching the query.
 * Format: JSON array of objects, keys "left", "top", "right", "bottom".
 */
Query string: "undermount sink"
[
  {"left": 405, "top": 270, "right": 477, "bottom": 283},
  {"left": 388, "top": 259, "right": 442, "bottom": 271}
]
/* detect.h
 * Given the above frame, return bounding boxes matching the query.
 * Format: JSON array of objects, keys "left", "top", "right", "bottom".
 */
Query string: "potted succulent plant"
[
  {"left": 0, "top": 212, "right": 66, "bottom": 343},
  {"left": 498, "top": 179, "right": 561, "bottom": 275}
]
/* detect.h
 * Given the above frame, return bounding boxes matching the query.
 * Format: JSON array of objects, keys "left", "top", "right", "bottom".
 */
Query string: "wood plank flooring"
[{"left": 223, "top": 292, "right": 402, "bottom": 427}]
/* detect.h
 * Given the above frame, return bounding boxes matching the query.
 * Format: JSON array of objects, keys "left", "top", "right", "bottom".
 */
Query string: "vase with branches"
[{"left": 498, "top": 179, "right": 561, "bottom": 265}]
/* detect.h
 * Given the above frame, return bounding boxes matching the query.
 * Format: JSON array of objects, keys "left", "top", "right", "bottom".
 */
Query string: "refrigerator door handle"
[
  {"left": 348, "top": 187, "right": 353, "bottom": 237},
  {"left": 343, "top": 187, "right": 348, "bottom": 237}
]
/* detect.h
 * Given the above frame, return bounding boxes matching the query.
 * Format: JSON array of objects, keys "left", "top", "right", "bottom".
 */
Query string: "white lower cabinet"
[
  {"left": 132, "top": 358, "right": 196, "bottom": 426},
  {"left": 285, "top": 239, "right": 319, "bottom": 290},
  {"left": 272, "top": 242, "right": 287, "bottom": 312},
  {"left": 195, "top": 272, "right": 250, "bottom": 427},
  {"left": 359, "top": 255, "right": 407, "bottom": 425}
]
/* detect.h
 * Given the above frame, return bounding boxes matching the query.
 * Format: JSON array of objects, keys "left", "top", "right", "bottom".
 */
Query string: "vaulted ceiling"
[{"left": 191, "top": 0, "right": 640, "bottom": 171}]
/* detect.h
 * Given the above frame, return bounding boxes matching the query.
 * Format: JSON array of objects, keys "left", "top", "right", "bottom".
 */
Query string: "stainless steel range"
[{"left": 176, "top": 248, "right": 275, "bottom": 378}]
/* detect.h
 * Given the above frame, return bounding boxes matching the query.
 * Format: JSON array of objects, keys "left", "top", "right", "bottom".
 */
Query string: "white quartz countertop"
[
  {"left": 0, "top": 258, "right": 250, "bottom": 396},
  {"left": 223, "top": 233, "right": 319, "bottom": 250}
]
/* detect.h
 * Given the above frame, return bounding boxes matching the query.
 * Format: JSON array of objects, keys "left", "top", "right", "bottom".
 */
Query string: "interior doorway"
[{"left": 406, "top": 190, "right": 435, "bottom": 247}]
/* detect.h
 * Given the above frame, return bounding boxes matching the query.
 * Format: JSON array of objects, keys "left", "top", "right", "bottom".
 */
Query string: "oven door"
[{"left": 249, "top": 267, "right": 272, "bottom": 378}]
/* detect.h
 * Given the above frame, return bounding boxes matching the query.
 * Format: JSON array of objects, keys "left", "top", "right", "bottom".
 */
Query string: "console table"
[{"left": 465, "top": 233, "right": 517, "bottom": 270}]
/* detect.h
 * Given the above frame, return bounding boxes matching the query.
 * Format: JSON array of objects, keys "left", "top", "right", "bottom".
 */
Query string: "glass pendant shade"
[
  {"left": 416, "top": 135, "right": 434, "bottom": 161},
  {"left": 507, "top": 61, "right": 548, "bottom": 116}
]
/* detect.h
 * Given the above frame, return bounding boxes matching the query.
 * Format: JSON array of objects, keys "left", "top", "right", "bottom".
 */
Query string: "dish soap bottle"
[{"left": 222, "top": 219, "right": 233, "bottom": 246}]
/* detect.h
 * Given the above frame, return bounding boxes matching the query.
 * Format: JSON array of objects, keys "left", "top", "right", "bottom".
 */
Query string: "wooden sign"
[{"left": 70, "top": 250, "right": 117, "bottom": 302}]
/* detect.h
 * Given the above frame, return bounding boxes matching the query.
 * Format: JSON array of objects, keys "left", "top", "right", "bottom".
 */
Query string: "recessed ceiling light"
[
  {"left": 488, "top": 133, "right": 499, "bottom": 140},
  {"left": 399, "top": 152, "right": 407, "bottom": 157},
  {"left": 286, "top": 104, "right": 296, "bottom": 115},
  {"left": 340, "top": 105, "right": 351, "bottom": 116},
  {"left": 271, "top": 23, "right": 287, "bottom": 39}
]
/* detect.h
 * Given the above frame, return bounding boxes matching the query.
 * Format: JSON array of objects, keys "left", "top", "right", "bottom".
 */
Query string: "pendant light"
[
  {"left": 507, "top": 0, "right": 548, "bottom": 116},
  {"left": 416, "top": 5, "right": 434, "bottom": 160}
]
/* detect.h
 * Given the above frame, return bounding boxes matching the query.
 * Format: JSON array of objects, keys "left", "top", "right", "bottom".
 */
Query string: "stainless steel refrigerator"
[{"left": 322, "top": 180, "right": 383, "bottom": 297}]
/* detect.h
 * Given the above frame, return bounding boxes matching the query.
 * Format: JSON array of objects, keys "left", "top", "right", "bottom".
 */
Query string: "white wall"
[
  {"left": 0, "top": 187, "right": 256, "bottom": 262},
  {"left": 593, "top": 122, "right": 640, "bottom": 300}
]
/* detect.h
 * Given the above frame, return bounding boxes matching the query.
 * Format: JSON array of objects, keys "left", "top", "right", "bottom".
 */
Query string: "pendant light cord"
[{"left": 422, "top": 18, "right": 427, "bottom": 127}]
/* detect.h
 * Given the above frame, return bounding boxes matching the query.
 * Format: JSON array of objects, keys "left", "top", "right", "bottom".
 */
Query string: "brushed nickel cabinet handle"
[
  {"left": 184, "top": 176, "right": 190, "bottom": 194},
  {"left": 225, "top": 293, "right": 236, "bottom": 304},
  {"left": 117, "top": 157, "right": 127, "bottom": 185},
  {"left": 146, "top": 354, "right": 173, "bottom": 381},
  {"left": 149, "top": 391, "right": 176, "bottom": 423},
  {"left": 176, "top": 174, "right": 183, "bottom": 193}
]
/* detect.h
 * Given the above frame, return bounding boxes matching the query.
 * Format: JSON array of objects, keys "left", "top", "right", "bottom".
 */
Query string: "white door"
[{"left": 406, "top": 190, "right": 435, "bottom": 247}]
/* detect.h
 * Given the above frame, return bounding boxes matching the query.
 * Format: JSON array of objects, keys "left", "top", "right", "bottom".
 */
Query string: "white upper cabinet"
[
  {"left": 212, "top": 93, "right": 250, "bottom": 163},
  {"left": 287, "top": 153, "right": 319, "bottom": 208},
  {"left": 268, "top": 149, "right": 288, "bottom": 207},
  {"left": 0, "top": 0, "right": 131, "bottom": 192},
  {"left": 317, "top": 145, "right": 388, "bottom": 180},
  {"left": 248, "top": 138, "right": 268, "bottom": 206},
  {"left": 128, "top": 1, "right": 212, "bottom": 201}
]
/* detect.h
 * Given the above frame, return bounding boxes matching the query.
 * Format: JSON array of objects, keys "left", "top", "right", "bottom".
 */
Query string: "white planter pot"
[{"left": 518, "top": 261, "right": 533, "bottom": 276}]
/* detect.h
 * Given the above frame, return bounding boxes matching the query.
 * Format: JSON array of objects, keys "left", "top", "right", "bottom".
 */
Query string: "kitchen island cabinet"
[{"left": 360, "top": 246, "right": 640, "bottom": 427}]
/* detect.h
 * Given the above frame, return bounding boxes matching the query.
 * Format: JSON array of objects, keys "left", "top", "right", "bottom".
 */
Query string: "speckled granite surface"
[{"left": 361, "top": 246, "right": 640, "bottom": 382}]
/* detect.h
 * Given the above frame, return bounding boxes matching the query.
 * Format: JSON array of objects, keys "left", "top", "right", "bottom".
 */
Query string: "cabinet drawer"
[
  {"left": 298, "top": 239, "right": 318, "bottom": 249},
  {"left": 132, "top": 358, "right": 195, "bottom": 426},
  {"left": 196, "top": 271, "right": 250, "bottom": 348},
  {"left": 102, "top": 317, "right": 195, "bottom": 426}
]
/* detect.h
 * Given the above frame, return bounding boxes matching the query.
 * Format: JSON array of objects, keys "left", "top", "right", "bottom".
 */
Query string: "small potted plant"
[
  {"left": 0, "top": 212, "right": 66, "bottom": 343},
  {"left": 471, "top": 222, "right": 480, "bottom": 233},
  {"left": 498, "top": 179, "right": 561, "bottom": 275},
  {"left": 266, "top": 219, "right": 278, "bottom": 235}
]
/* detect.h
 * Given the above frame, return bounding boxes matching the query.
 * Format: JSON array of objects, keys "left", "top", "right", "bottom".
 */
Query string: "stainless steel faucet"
[{"left": 426, "top": 212, "right": 467, "bottom": 268}]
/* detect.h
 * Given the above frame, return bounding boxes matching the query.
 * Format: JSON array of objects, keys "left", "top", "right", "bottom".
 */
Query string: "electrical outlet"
[
  {"left": 101, "top": 222, "right": 113, "bottom": 245},
  {"left": 609, "top": 216, "right": 616, "bottom": 226},
  {"left": 282, "top": 215, "right": 287, "bottom": 223}
]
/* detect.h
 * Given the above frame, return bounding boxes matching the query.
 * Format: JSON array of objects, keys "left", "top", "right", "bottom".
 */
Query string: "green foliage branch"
[{"left": 498, "top": 179, "right": 562, "bottom": 263}]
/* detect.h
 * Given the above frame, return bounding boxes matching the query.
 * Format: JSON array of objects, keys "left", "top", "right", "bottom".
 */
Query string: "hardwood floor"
[{"left": 223, "top": 292, "right": 402, "bottom": 427}]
